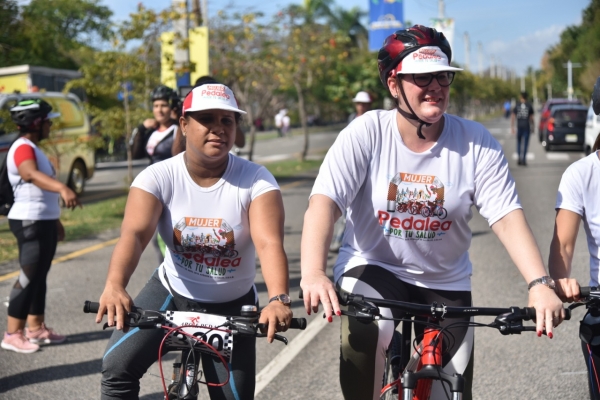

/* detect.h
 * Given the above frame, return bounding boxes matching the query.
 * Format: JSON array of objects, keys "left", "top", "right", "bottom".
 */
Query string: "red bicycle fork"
[{"left": 401, "top": 327, "right": 465, "bottom": 400}]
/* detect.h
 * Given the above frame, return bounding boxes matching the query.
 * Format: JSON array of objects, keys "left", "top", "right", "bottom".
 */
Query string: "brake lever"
[{"left": 255, "top": 332, "right": 289, "bottom": 345}]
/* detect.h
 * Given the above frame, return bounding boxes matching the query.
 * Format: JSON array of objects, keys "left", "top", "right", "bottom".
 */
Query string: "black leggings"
[
  {"left": 101, "top": 270, "right": 258, "bottom": 400},
  {"left": 337, "top": 265, "right": 474, "bottom": 400},
  {"left": 7, "top": 219, "right": 58, "bottom": 320}
]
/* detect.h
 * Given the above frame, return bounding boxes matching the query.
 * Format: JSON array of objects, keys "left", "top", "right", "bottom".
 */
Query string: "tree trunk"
[{"left": 294, "top": 81, "right": 309, "bottom": 161}]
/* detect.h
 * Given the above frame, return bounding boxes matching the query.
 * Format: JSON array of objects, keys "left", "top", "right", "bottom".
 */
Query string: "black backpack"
[{"left": 0, "top": 138, "right": 22, "bottom": 216}]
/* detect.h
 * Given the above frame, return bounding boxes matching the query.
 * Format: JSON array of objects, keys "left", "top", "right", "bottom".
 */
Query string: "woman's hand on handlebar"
[
  {"left": 97, "top": 284, "right": 134, "bottom": 331},
  {"left": 554, "top": 278, "right": 581, "bottom": 302},
  {"left": 300, "top": 272, "right": 341, "bottom": 322},
  {"left": 259, "top": 301, "right": 293, "bottom": 343},
  {"left": 528, "top": 285, "right": 565, "bottom": 338}
]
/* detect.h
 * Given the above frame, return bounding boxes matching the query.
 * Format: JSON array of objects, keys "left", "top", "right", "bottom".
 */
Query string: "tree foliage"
[
  {"left": 0, "top": 0, "right": 113, "bottom": 69},
  {"left": 542, "top": 0, "right": 600, "bottom": 100}
]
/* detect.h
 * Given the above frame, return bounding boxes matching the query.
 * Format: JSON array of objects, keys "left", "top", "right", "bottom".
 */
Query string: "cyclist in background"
[
  {"left": 131, "top": 85, "right": 179, "bottom": 165},
  {"left": 1, "top": 99, "right": 81, "bottom": 354},
  {"left": 548, "top": 88, "right": 600, "bottom": 399},
  {"left": 97, "top": 83, "right": 292, "bottom": 399},
  {"left": 300, "top": 25, "right": 564, "bottom": 400}
]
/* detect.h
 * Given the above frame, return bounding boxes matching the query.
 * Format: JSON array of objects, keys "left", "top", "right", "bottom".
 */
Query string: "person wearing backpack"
[{"left": 1, "top": 99, "right": 81, "bottom": 354}]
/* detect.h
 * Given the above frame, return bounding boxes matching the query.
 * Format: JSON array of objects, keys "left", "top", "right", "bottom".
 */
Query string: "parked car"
[
  {"left": 538, "top": 98, "right": 583, "bottom": 142},
  {"left": 584, "top": 100, "right": 600, "bottom": 155},
  {"left": 540, "top": 104, "right": 588, "bottom": 151},
  {"left": 0, "top": 91, "right": 95, "bottom": 195}
]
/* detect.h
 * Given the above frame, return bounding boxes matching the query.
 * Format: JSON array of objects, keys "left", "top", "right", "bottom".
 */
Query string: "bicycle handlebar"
[
  {"left": 335, "top": 292, "right": 570, "bottom": 336},
  {"left": 83, "top": 301, "right": 307, "bottom": 340}
]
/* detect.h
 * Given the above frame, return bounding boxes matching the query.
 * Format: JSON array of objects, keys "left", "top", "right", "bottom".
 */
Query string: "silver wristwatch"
[{"left": 527, "top": 276, "right": 556, "bottom": 291}]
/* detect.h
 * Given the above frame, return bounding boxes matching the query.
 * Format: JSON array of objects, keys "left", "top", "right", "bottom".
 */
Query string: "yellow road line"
[
  {"left": 0, "top": 179, "right": 307, "bottom": 283},
  {"left": 0, "top": 238, "right": 120, "bottom": 283}
]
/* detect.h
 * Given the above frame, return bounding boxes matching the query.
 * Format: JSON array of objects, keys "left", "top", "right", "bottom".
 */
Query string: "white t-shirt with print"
[
  {"left": 7, "top": 137, "right": 60, "bottom": 220},
  {"left": 131, "top": 152, "right": 280, "bottom": 302},
  {"left": 311, "top": 110, "right": 521, "bottom": 291},
  {"left": 555, "top": 152, "right": 600, "bottom": 286}
]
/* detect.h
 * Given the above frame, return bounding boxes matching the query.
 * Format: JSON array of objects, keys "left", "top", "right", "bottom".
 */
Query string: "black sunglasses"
[{"left": 411, "top": 72, "right": 455, "bottom": 88}]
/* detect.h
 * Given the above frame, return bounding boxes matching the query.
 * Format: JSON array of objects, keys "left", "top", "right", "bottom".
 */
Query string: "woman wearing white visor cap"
[
  {"left": 300, "top": 25, "right": 564, "bottom": 399},
  {"left": 96, "top": 84, "right": 292, "bottom": 399}
]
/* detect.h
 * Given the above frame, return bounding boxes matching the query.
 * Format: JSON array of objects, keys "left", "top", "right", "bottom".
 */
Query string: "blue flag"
[{"left": 369, "top": 0, "right": 404, "bottom": 52}]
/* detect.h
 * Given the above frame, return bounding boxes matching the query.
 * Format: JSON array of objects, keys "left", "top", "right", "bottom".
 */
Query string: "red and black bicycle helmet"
[{"left": 378, "top": 25, "right": 453, "bottom": 89}]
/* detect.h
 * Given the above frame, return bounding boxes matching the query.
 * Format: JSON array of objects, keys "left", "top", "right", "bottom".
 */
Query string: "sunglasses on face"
[{"left": 411, "top": 72, "right": 455, "bottom": 88}]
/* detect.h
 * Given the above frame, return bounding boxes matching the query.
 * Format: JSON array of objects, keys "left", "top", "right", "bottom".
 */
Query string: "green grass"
[
  {"left": 0, "top": 195, "right": 127, "bottom": 263},
  {"left": 264, "top": 158, "right": 324, "bottom": 178}
]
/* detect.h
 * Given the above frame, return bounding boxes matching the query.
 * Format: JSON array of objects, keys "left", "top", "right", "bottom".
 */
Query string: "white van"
[
  {"left": 584, "top": 100, "right": 600, "bottom": 155},
  {"left": 0, "top": 91, "right": 95, "bottom": 194}
]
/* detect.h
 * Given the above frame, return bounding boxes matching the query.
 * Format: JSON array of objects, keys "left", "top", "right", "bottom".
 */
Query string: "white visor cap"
[
  {"left": 396, "top": 46, "right": 463, "bottom": 74},
  {"left": 182, "top": 84, "right": 246, "bottom": 115},
  {"left": 352, "top": 91, "right": 372, "bottom": 103}
]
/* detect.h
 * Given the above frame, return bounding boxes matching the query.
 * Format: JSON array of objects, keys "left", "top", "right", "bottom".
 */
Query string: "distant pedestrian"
[
  {"left": 348, "top": 91, "right": 372, "bottom": 122},
  {"left": 511, "top": 91, "right": 534, "bottom": 166},
  {"left": 503, "top": 100, "right": 511, "bottom": 119},
  {"left": 2, "top": 99, "right": 81, "bottom": 354},
  {"left": 281, "top": 111, "right": 291, "bottom": 137},
  {"left": 275, "top": 109, "right": 286, "bottom": 137}
]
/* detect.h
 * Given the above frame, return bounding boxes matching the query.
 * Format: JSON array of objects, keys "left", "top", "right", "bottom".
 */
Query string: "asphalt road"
[{"left": 0, "top": 117, "right": 592, "bottom": 399}]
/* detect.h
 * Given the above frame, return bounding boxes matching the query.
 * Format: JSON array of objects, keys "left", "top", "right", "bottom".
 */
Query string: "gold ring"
[{"left": 279, "top": 321, "right": 286, "bottom": 327}]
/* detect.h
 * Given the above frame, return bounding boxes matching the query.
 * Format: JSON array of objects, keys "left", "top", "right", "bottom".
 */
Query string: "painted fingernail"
[
  {"left": 327, "top": 316, "right": 333, "bottom": 323},
  {"left": 307, "top": 311, "right": 311, "bottom": 315},
  {"left": 548, "top": 332, "right": 553, "bottom": 339},
  {"left": 336, "top": 311, "right": 341, "bottom": 316},
  {"left": 537, "top": 331, "right": 542, "bottom": 337}
]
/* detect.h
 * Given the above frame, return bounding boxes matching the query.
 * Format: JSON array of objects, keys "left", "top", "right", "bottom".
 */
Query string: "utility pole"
[
  {"left": 438, "top": 0, "right": 445, "bottom": 18},
  {"left": 562, "top": 60, "right": 582, "bottom": 100},
  {"left": 490, "top": 55, "right": 495, "bottom": 79},
  {"left": 547, "top": 83, "right": 552, "bottom": 100},
  {"left": 520, "top": 75, "right": 525, "bottom": 92},
  {"left": 531, "top": 70, "right": 538, "bottom": 110},
  {"left": 463, "top": 32, "right": 470, "bottom": 71},
  {"left": 477, "top": 42, "right": 483, "bottom": 76},
  {"left": 172, "top": 0, "right": 190, "bottom": 88}
]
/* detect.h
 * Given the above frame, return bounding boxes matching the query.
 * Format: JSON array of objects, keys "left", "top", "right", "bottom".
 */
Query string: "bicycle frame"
[{"left": 381, "top": 319, "right": 464, "bottom": 400}]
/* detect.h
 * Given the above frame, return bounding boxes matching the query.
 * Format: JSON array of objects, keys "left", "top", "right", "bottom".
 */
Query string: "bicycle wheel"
[{"left": 381, "top": 331, "right": 402, "bottom": 400}]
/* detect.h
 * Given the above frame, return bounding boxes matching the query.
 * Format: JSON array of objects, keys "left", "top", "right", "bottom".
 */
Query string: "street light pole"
[{"left": 562, "top": 60, "right": 582, "bottom": 100}]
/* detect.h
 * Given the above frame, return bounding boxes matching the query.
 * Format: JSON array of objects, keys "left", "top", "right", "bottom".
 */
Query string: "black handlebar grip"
[
  {"left": 290, "top": 318, "right": 307, "bottom": 330},
  {"left": 298, "top": 288, "right": 303, "bottom": 299},
  {"left": 83, "top": 300, "right": 100, "bottom": 314},
  {"left": 564, "top": 308, "right": 571, "bottom": 321},
  {"left": 523, "top": 307, "right": 536, "bottom": 320},
  {"left": 580, "top": 286, "right": 591, "bottom": 297}
]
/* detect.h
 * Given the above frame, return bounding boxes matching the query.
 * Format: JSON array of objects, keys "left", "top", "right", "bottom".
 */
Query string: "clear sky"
[{"left": 102, "top": 0, "right": 591, "bottom": 75}]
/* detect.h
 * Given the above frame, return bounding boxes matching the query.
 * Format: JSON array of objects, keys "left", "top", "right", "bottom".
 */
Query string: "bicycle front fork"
[
  {"left": 167, "top": 351, "right": 201, "bottom": 400},
  {"left": 402, "top": 366, "right": 464, "bottom": 400}
]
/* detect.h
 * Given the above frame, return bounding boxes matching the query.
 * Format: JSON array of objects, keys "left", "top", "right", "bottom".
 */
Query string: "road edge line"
[{"left": 254, "top": 315, "right": 329, "bottom": 396}]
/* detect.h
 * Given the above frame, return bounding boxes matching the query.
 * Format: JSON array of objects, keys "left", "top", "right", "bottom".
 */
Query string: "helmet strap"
[{"left": 394, "top": 75, "right": 430, "bottom": 140}]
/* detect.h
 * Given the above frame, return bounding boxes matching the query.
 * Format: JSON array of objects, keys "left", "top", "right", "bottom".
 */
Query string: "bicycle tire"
[{"left": 381, "top": 330, "right": 403, "bottom": 399}]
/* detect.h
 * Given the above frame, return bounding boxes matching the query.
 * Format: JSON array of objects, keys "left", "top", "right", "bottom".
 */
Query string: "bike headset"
[
  {"left": 10, "top": 98, "right": 59, "bottom": 138},
  {"left": 377, "top": 25, "right": 458, "bottom": 140}
]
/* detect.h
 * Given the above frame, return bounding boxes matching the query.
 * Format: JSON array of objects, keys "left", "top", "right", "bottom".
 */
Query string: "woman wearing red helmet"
[{"left": 300, "top": 25, "right": 564, "bottom": 399}]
